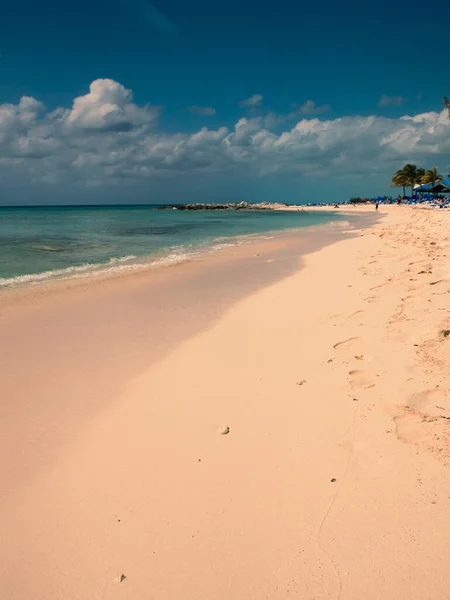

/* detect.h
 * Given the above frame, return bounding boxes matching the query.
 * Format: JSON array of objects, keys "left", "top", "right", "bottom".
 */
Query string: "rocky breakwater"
[{"left": 161, "top": 202, "right": 290, "bottom": 211}]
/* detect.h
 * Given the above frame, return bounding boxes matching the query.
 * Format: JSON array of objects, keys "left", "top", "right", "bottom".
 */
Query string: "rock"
[
  {"left": 218, "top": 425, "right": 230, "bottom": 435},
  {"left": 159, "top": 202, "right": 291, "bottom": 211}
]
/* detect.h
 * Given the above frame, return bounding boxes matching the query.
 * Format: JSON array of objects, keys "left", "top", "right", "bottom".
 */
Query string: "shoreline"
[
  {"left": 0, "top": 206, "right": 371, "bottom": 294},
  {"left": 2, "top": 205, "right": 450, "bottom": 599},
  {"left": 0, "top": 209, "right": 368, "bottom": 309},
  {"left": 0, "top": 208, "right": 340, "bottom": 291}
]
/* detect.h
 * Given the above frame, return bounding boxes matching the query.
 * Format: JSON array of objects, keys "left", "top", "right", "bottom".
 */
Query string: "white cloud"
[
  {"left": 240, "top": 94, "right": 263, "bottom": 108},
  {"left": 262, "top": 101, "right": 330, "bottom": 128},
  {"left": 186, "top": 106, "right": 216, "bottom": 116},
  {"left": 378, "top": 94, "right": 407, "bottom": 107},
  {"left": 293, "top": 100, "right": 330, "bottom": 115},
  {"left": 0, "top": 78, "right": 450, "bottom": 190},
  {"left": 61, "top": 79, "right": 159, "bottom": 132}
]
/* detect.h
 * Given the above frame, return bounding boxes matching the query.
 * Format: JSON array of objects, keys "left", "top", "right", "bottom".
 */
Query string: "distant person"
[
  {"left": 375, "top": 201, "right": 379, "bottom": 211},
  {"left": 397, "top": 195, "right": 402, "bottom": 205}
]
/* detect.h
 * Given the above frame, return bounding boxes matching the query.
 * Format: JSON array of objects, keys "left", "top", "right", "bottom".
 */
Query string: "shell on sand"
[{"left": 217, "top": 426, "right": 230, "bottom": 435}]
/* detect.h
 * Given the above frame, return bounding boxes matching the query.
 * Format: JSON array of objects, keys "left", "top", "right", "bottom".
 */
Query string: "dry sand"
[{"left": 1, "top": 206, "right": 450, "bottom": 599}]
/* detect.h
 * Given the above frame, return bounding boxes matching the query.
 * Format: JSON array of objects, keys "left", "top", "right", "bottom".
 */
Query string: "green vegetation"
[
  {"left": 391, "top": 164, "right": 443, "bottom": 196},
  {"left": 422, "top": 167, "right": 444, "bottom": 187}
]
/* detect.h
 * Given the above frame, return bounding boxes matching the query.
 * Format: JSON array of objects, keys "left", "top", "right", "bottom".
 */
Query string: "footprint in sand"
[
  {"left": 407, "top": 387, "right": 450, "bottom": 415},
  {"left": 348, "top": 369, "right": 377, "bottom": 390},
  {"left": 385, "top": 403, "right": 450, "bottom": 465}
]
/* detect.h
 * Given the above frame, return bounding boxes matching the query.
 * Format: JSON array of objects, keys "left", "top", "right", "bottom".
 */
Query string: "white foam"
[{"left": 0, "top": 255, "right": 138, "bottom": 288}]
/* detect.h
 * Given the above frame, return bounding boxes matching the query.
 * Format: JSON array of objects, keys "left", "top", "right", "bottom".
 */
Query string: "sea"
[{"left": 0, "top": 205, "right": 345, "bottom": 288}]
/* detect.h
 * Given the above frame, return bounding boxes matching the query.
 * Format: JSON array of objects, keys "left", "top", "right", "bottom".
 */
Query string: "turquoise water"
[{"left": 0, "top": 205, "right": 345, "bottom": 287}]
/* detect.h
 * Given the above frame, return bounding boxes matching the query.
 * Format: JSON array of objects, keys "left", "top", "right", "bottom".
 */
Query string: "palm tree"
[
  {"left": 421, "top": 167, "right": 443, "bottom": 187},
  {"left": 416, "top": 167, "right": 426, "bottom": 184},
  {"left": 399, "top": 164, "right": 422, "bottom": 198},
  {"left": 391, "top": 168, "right": 409, "bottom": 196},
  {"left": 443, "top": 97, "right": 450, "bottom": 121}
]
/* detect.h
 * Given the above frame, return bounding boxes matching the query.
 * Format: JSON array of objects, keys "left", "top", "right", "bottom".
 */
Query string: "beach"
[{"left": 1, "top": 205, "right": 450, "bottom": 599}]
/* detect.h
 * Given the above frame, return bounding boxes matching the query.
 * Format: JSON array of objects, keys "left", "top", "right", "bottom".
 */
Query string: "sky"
[{"left": 1, "top": 0, "right": 450, "bottom": 205}]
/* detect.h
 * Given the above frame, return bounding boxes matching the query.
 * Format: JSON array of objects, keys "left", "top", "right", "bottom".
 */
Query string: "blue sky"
[{"left": 1, "top": 0, "right": 450, "bottom": 204}]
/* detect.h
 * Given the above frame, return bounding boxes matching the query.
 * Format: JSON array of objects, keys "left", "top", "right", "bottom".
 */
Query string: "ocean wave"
[
  {"left": 0, "top": 217, "right": 349, "bottom": 289},
  {"left": 0, "top": 255, "right": 138, "bottom": 287},
  {"left": 0, "top": 230, "right": 286, "bottom": 288},
  {"left": 0, "top": 236, "right": 243, "bottom": 288},
  {"left": 0, "top": 247, "right": 209, "bottom": 288}
]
